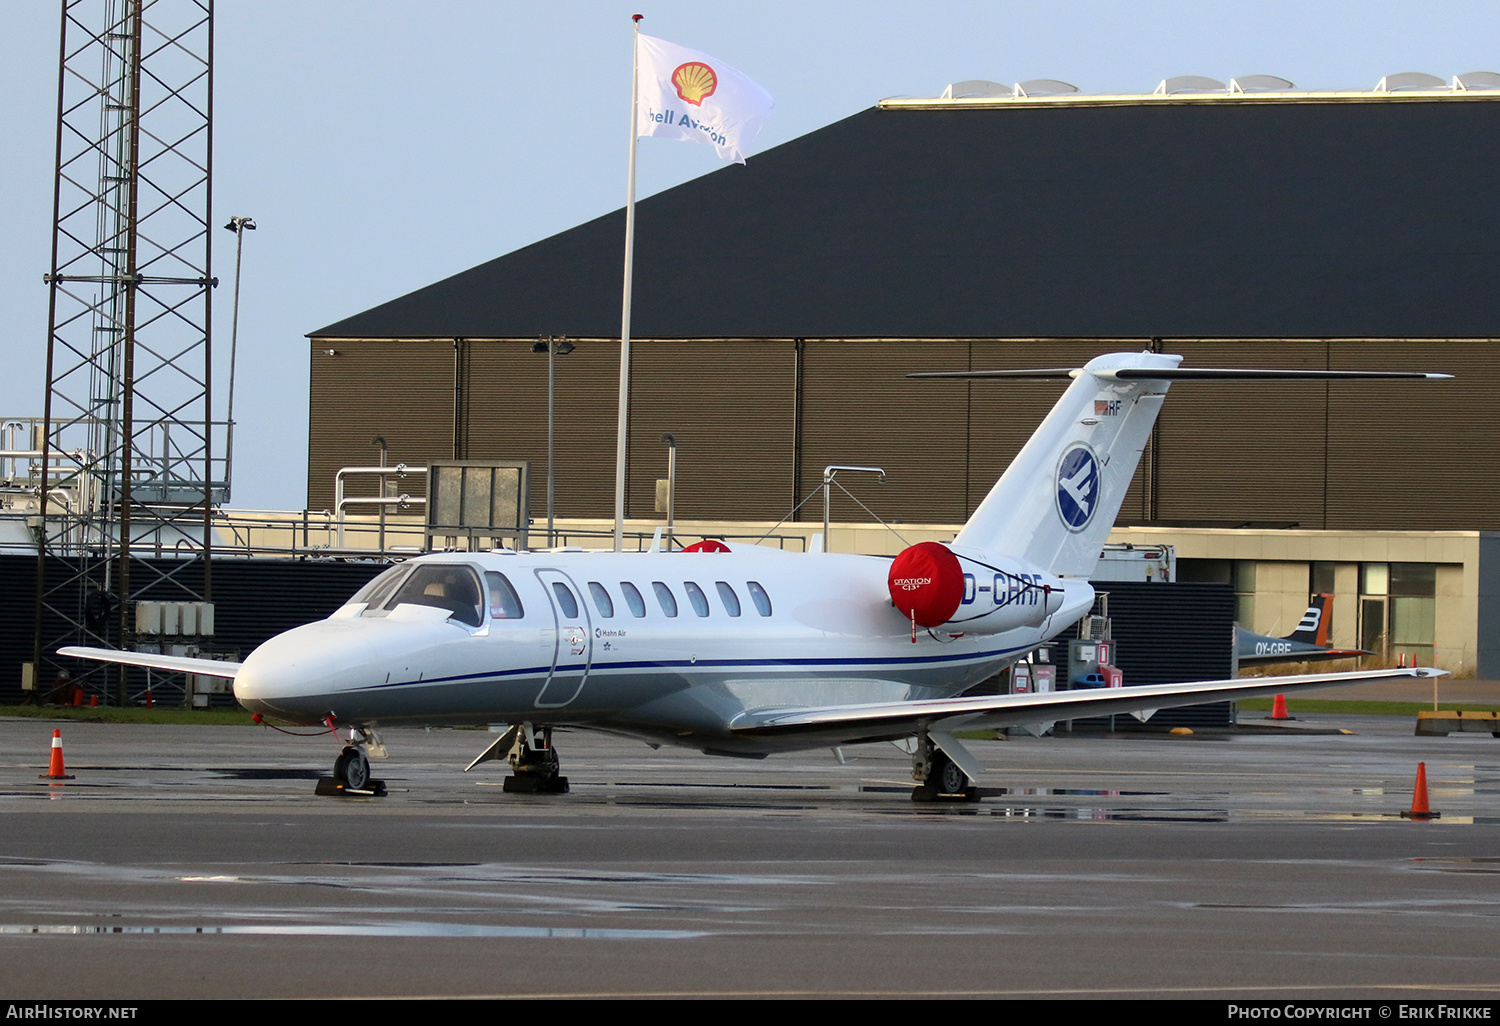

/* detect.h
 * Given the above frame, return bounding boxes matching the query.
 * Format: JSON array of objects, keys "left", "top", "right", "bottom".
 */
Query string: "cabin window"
[
  {"left": 551, "top": 581, "right": 580, "bottom": 619},
  {"left": 385, "top": 563, "right": 484, "bottom": 627},
  {"left": 485, "top": 571, "right": 524, "bottom": 619},
  {"left": 715, "top": 581, "right": 741, "bottom": 617},
  {"left": 620, "top": 581, "right": 647, "bottom": 618},
  {"left": 746, "top": 580, "right": 772, "bottom": 617},
  {"left": 588, "top": 581, "right": 614, "bottom": 618},
  {"left": 352, "top": 563, "right": 413, "bottom": 614},
  {"left": 652, "top": 581, "right": 679, "bottom": 617},
  {"left": 684, "top": 581, "right": 710, "bottom": 617}
]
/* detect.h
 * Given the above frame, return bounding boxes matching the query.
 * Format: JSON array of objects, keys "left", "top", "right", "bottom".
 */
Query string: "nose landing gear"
[{"left": 315, "top": 725, "right": 388, "bottom": 797}]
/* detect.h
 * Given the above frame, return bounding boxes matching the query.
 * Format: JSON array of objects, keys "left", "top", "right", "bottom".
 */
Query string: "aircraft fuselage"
[{"left": 234, "top": 545, "right": 1093, "bottom": 754}]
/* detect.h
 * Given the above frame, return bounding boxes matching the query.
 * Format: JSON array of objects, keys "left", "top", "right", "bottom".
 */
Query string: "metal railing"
[{"left": 198, "top": 511, "right": 810, "bottom": 560}]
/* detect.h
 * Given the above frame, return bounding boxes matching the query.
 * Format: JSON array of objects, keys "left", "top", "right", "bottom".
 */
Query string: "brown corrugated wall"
[{"left": 307, "top": 337, "right": 1497, "bottom": 532}]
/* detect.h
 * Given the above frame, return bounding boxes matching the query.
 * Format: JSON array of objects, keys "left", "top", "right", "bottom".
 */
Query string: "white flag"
[{"left": 636, "top": 34, "right": 773, "bottom": 164}]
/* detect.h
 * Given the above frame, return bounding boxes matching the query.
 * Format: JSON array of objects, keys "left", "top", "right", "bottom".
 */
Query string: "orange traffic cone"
[
  {"left": 39, "top": 729, "right": 75, "bottom": 781},
  {"left": 1270, "top": 694, "right": 1293, "bottom": 720},
  {"left": 1401, "top": 761, "right": 1439, "bottom": 819}
]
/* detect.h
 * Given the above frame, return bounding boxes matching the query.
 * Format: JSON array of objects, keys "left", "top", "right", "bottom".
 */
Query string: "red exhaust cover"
[{"left": 888, "top": 542, "right": 964, "bottom": 627}]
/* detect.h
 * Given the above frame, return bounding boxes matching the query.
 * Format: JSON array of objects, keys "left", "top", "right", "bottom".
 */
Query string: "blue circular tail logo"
[{"left": 1056, "top": 445, "right": 1101, "bottom": 532}]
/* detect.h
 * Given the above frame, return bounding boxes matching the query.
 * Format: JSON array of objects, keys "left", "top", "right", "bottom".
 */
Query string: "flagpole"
[{"left": 614, "top": 14, "right": 644, "bottom": 552}]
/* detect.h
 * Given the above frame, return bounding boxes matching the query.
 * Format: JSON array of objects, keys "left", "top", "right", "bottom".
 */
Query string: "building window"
[
  {"left": 1233, "top": 561, "right": 1256, "bottom": 629},
  {"left": 1359, "top": 562, "right": 1435, "bottom": 661},
  {"left": 1390, "top": 563, "right": 1436, "bottom": 664},
  {"left": 1311, "top": 561, "right": 1335, "bottom": 596}
]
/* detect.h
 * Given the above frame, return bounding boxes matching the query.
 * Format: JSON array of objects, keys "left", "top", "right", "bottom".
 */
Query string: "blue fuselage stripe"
[{"left": 354, "top": 643, "right": 1032, "bottom": 693}]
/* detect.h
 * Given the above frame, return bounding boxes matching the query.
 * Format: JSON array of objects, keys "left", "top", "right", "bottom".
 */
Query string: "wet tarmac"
[{"left": 1, "top": 713, "right": 1499, "bottom": 998}]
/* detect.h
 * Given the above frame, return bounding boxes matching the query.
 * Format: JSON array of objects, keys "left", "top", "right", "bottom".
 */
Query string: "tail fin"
[
  {"left": 1287, "top": 593, "right": 1332, "bottom": 645},
  {"left": 953, "top": 352, "right": 1180, "bottom": 576},
  {"left": 919, "top": 352, "right": 1447, "bottom": 578}
]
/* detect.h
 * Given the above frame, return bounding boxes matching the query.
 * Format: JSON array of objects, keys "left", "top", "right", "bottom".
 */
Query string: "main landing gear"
[
  {"left": 465, "top": 723, "right": 570, "bottom": 794},
  {"left": 315, "top": 725, "right": 388, "bottom": 797},
  {"left": 910, "top": 730, "right": 981, "bottom": 803}
]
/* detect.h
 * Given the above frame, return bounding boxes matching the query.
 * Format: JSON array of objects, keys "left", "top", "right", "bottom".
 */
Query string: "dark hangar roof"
[{"left": 313, "top": 97, "right": 1500, "bottom": 340}]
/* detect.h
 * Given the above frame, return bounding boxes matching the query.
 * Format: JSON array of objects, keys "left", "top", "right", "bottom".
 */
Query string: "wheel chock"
[
  {"left": 314, "top": 777, "right": 388, "bottom": 797},
  {"left": 502, "top": 774, "right": 569, "bottom": 794}
]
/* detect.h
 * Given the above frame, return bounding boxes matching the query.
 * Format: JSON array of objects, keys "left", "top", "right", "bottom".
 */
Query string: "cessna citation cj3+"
[{"left": 63, "top": 352, "right": 1449, "bottom": 801}]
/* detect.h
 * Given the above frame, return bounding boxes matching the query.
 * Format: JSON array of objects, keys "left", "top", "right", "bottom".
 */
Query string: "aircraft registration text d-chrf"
[{"left": 62, "top": 351, "right": 1450, "bottom": 801}]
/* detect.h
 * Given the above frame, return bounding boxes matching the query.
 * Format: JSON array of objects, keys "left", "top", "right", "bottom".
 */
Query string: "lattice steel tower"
[{"left": 35, "top": 0, "right": 220, "bottom": 702}]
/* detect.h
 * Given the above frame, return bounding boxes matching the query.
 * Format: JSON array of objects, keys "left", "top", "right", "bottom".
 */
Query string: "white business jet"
[{"left": 63, "top": 351, "right": 1447, "bottom": 801}]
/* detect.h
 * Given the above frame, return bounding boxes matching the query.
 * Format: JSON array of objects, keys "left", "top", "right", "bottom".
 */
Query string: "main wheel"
[{"left": 936, "top": 752, "right": 969, "bottom": 795}]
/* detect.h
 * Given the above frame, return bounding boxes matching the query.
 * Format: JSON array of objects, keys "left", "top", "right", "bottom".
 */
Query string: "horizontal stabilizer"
[
  {"left": 907, "top": 368, "right": 1078, "bottom": 380},
  {"left": 1101, "top": 367, "right": 1451, "bottom": 381},
  {"left": 730, "top": 667, "right": 1442, "bottom": 745},
  {"left": 57, "top": 646, "right": 242, "bottom": 679},
  {"left": 911, "top": 367, "right": 1450, "bottom": 381}
]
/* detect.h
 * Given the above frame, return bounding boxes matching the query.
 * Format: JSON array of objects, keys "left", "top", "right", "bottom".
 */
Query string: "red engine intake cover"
[
  {"left": 888, "top": 542, "right": 965, "bottom": 627},
  {"left": 681, "top": 540, "right": 731, "bottom": 553}
]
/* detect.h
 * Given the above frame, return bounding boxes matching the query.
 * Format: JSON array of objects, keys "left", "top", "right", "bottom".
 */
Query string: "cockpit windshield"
[
  {"left": 349, "top": 563, "right": 412, "bottom": 610},
  {"left": 366, "top": 563, "right": 485, "bottom": 627}
]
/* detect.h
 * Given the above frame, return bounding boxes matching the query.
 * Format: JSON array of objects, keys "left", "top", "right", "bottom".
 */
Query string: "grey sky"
[{"left": 2, "top": 1, "right": 1495, "bottom": 509}]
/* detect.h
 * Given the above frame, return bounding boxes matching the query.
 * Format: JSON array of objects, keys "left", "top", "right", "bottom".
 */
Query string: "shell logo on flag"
[
  {"left": 671, "top": 62, "right": 717, "bottom": 106},
  {"left": 636, "top": 34, "right": 773, "bottom": 164}
]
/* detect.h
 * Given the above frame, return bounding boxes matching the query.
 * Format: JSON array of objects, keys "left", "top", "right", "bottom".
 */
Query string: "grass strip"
[{"left": 0, "top": 704, "right": 256, "bottom": 726}]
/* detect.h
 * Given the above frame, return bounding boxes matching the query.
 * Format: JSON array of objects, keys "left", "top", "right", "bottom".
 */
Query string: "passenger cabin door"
[{"left": 533, "top": 568, "right": 592, "bottom": 707}]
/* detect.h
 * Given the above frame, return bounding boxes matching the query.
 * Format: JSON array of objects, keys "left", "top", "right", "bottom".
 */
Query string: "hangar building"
[{"left": 305, "top": 81, "right": 1500, "bottom": 674}]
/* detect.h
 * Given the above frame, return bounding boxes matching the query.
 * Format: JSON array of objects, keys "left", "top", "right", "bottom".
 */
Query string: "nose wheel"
[
  {"left": 316, "top": 727, "right": 388, "bottom": 797},
  {"left": 335, "top": 746, "right": 370, "bottom": 790}
]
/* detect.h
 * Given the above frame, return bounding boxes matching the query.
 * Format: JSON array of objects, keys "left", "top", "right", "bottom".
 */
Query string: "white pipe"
[{"left": 334, "top": 464, "right": 421, "bottom": 546}]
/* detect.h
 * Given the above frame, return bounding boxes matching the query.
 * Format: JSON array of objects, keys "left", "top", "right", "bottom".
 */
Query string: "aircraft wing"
[
  {"left": 57, "top": 646, "right": 243, "bottom": 679},
  {"left": 729, "top": 667, "right": 1440, "bottom": 744}
]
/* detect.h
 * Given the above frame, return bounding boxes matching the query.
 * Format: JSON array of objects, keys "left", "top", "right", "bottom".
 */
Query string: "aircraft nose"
[{"left": 234, "top": 619, "right": 380, "bottom": 721}]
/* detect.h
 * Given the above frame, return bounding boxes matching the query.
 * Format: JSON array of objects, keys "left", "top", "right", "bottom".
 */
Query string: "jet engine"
[
  {"left": 887, "top": 541, "right": 966, "bottom": 627},
  {"left": 888, "top": 541, "right": 1069, "bottom": 634}
]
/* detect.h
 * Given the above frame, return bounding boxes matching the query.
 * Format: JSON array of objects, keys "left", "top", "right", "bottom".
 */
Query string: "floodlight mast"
[
  {"left": 35, "top": 0, "right": 218, "bottom": 706},
  {"left": 532, "top": 336, "right": 575, "bottom": 546},
  {"left": 223, "top": 215, "right": 255, "bottom": 493}
]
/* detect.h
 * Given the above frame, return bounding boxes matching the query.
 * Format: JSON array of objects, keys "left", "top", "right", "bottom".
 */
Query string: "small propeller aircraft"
[
  {"left": 1235, "top": 593, "right": 1369, "bottom": 667},
  {"left": 63, "top": 351, "right": 1448, "bottom": 801}
]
